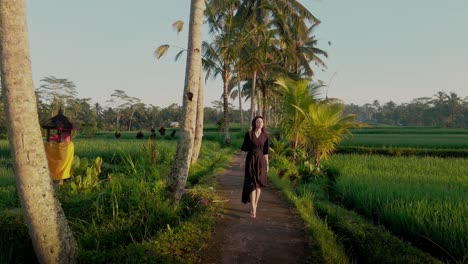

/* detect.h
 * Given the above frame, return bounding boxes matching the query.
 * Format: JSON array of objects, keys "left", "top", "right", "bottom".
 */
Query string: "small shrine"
[{"left": 41, "top": 108, "right": 75, "bottom": 143}]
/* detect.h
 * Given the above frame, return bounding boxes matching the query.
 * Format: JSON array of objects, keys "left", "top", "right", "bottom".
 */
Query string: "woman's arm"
[{"left": 263, "top": 136, "right": 269, "bottom": 172}]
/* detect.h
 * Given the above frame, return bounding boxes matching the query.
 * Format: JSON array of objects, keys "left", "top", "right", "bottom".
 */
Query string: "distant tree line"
[
  {"left": 1, "top": 77, "right": 466, "bottom": 139},
  {"left": 0, "top": 76, "right": 251, "bottom": 138},
  {"left": 343, "top": 91, "right": 467, "bottom": 128}
]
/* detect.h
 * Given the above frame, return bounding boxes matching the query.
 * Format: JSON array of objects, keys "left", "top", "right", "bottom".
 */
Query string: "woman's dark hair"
[{"left": 251, "top": 116, "right": 268, "bottom": 137}]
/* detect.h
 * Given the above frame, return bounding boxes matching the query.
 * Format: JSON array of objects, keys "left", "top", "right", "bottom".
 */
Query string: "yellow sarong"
[{"left": 44, "top": 141, "right": 75, "bottom": 181}]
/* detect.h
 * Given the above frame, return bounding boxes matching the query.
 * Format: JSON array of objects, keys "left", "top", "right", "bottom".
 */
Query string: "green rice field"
[
  {"left": 1, "top": 127, "right": 466, "bottom": 262},
  {"left": 340, "top": 133, "right": 468, "bottom": 149},
  {"left": 324, "top": 154, "right": 468, "bottom": 262}
]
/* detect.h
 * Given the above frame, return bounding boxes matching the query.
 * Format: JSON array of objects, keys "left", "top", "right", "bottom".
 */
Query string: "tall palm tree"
[
  {"left": 235, "top": 0, "right": 323, "bottom": 117},
  {"left": 168, "top": 0, "right": 204, "bottom": 202},
  {"left": 204, "top": 0, "right": 277, "bottom": 143},
  {"left": 446, "top": 92, "right": 464, "bottom": 127},
  {"left": 0, "top": 1, "right": 78, "bottom": 262},
  {"left": 278, "top": 22, "right": 328, "bottom": 78},
  {"left": 229, "top": 76, "right": 245, "bottom": 130},
  {"left": 203, "top": 0, "right": 244, "bottom": 144}
]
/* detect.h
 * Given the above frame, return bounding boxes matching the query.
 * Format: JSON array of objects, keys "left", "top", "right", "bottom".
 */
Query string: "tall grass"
[
  {"left": 0, "top": 164, "right": 16, "bottom": 212},
  {"left": 0, "top": 135, "right": 235, "bottom": 263},
  {"left": 0, "top": 140, "right": 9, "bottom": 158},
  {"left": 325, "top": 154, "right": 468, "bottom": 262}
]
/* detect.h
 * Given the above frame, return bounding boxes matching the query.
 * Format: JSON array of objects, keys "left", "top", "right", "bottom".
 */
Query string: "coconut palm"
[
  {"left": 168, "top": 0, "right": 204, "bottom": 201},
  {"left": 232, "top": 0, "right": 327, "bottom": 121},
  {"left": 0, "top": 1, "right": 78, "bottom": 262},
  {"left": 298, "top": 102, "right": 356, "bottom": 169},
  {"left": 445, "top": 92, "right": 464, "bottom": 127},
  {"left": 203, "top": 0, "right": 266, "bottom": 144},
  {"left": 275, "top": 77, "right": 322, "bottom": 159},
  {"left": 229, "top": 76, "right": 246, "bottom": 131},
  {"left": 278, "top": 22, "right": 328, "bottom": 78}
]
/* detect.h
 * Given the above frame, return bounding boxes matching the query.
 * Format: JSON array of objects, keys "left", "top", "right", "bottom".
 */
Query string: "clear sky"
[{"left": 26, "top": 0, "right": 467, "bottom": 108}]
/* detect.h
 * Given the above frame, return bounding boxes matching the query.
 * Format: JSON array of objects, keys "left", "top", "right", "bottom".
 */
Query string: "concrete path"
[{"left": 203, "top": 154, "right": 321, "bottom": 264}]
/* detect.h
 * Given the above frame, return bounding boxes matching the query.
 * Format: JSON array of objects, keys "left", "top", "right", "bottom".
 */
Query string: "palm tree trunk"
[
  {"left": 250, "top": 70, "right": 257, "bottom": 122},
  {"left": 116, "top": 111, "right": 121, "bottom": 132},
  {"left": 237, "top": 78, "right": 244, "bottom": 132},
  {"left": 128, "top": 109, "right": 135, "bottom": 131},
  {"left": 222, "top": 76, "right": 231, "bottom": 145},
  {"left": 169, "top": 0, "right": 203, "bottom": 202},
  {"left": 262, "top": 86, "right": 267, "bottom": 122},
  {"left": 0, "top": 1, "right": 78, "bottom": 263},
  {"left": 257, "top": 85, "right": 262, "bottom": 116},
  {"left": 191, "top": 59, "right": 204, "bottom": 164}
]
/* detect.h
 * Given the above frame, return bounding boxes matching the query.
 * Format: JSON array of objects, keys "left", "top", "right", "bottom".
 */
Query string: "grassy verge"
[{"left": 269, "top": 169, "right": 349, "bottom": 264}]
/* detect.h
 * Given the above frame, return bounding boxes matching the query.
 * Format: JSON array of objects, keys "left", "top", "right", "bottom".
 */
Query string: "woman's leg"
[
  {"left": 254, "top": 188, "right": 261, "bottom": 210},
  {"left": 250, "top": 189, "right": 257, "bottom": 218}
]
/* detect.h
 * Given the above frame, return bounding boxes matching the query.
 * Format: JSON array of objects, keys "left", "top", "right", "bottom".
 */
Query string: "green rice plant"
[
  {"left": 350, "top": 126, "right": 468, "bottom": 135},
  {"left": 340, "top": 133, "right": 468, "bottom": 149},
  {"left": 325, "top": 154, "right": 468, "bottom": 262},
  {"left": 337, "top": 146, "right": 468, "bottom": 158},
  {"left": 289, "top": 176, "right": 442, "bottom": 263},
  {"left": 312, "top": 198, "right": 442, "bottom": 264}
]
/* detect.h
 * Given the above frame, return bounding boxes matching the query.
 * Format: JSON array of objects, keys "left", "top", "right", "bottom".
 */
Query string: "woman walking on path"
[{"left": 241, "top": 116, "right": 269, "bottom": 218}]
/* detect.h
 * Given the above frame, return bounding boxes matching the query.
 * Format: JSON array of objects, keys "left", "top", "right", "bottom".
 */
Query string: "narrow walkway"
[{"left": 203, "top": 154, "right": 319, "bottom": 264}]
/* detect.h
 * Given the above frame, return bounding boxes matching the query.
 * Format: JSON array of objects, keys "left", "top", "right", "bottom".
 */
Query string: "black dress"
[{"left": 241, "top": 131, "right": 269, "bottom": 204}]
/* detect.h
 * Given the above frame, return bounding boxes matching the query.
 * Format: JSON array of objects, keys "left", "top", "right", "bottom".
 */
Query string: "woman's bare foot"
[{"left": 250, "top": 210, "right": 256, "bottom": 218}]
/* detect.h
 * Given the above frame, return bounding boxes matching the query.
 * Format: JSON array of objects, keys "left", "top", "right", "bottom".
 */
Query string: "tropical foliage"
[
  {"left": 274, "top": 77, "right": 321, "bottom": 159},
  {"left": 272, "top": 77, "right": 356, "bottom": 171},
  {"left": 298, "top": 102, "right": 356, "bottom": 168}
]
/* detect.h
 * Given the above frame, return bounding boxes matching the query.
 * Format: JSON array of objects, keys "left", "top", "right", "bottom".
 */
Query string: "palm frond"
[
  {"left": 172, "top": 20, "right": 184, "bottom": 34},
  {"left": 155, "top": 45, "right": 170, "bottom": 59},
  {"left": 174, "top": 50, "right": 186, "bottom": 62}
]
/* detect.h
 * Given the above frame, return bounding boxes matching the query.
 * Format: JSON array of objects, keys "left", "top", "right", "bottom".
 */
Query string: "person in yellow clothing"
[
  {"left": 41, "top": 109, "right": 76, "bottom": 184},
  {"left": 44, "top": 129, "right": 74, "bottom": 183}
]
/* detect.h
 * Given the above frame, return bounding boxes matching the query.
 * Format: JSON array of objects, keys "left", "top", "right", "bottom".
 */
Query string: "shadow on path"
[{"left": 203, "top": 153, "right": 321, "bottom": 264}]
